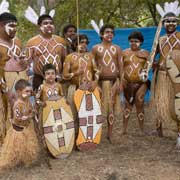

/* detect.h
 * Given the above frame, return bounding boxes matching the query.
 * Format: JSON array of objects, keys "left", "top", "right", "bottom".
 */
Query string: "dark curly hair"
[
  {"left": 62, "top": 24, "right": 77, "bottom": 37},
  {"left": 128, "top": 31, "right": 144, "bottom": 43},
  {"left": 15, "top": 79, "right": 31, "bottom": 91},
  {"left": 43, "top": 63, "right": 56, "bottom": 75},
  {"left": 72, "top": 34, "right": 89, "bottom": 47},
  {"left": 0, "top": 12, "right": 17, "bottom": 23},
  {"left": 37, "top": 14, "right": 53, "bottom": 25}
]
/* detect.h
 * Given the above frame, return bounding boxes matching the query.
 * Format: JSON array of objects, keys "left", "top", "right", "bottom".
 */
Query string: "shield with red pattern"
[
  {"left": 42, "top": 97, "right": 74, "bottom": 158},
  {"left": 74, "top": 87, "right": 104, "bottom": 151}
]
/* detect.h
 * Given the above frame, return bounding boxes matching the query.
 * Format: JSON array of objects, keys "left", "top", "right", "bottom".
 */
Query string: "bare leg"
[
  {"left": 135, "top": 84, "right": 147, "bottom": 135},
  {"left": 107, "top": 112, "right": 114, "bottom": 143},
  {"left": 67, "top": 85, "right": 78, "bottom": 149},
  {"left": 0, "top": 92, "right": 6, "bottom": 145},
  {"left": 122, "top": 106, "right": 131, "bottom": 135},
  {"left": 176, "top": 121, "right": 180, "bottom": 147}
]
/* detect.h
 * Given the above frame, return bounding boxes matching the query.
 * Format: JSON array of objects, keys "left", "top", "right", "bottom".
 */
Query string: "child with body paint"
[{"left": 0, "top": 79, "right": 40, "bottom": 170}]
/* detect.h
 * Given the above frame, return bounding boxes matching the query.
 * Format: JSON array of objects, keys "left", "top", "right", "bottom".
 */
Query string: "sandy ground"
[{"left": 0, "top": 105, "right": 180, "bottom": 180}]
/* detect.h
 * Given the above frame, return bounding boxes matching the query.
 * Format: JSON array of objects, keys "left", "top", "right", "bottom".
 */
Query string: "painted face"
[
  {"left": 21, "top": 86, "right": 32, "bottom": 99},
  {"left": 44, "top": 69, "right": 56, "bottom": 83},
  {"left": 77, "top": 38, "right": 88, "bottom": 53},
  {"left": 65, "top": 27, "right": 76, "bottom": 40},
  {"left": 164, "top": 17, "right": 177, "bottom": 33},
  {"left": 4, "top": 21, "right": 17, "bottom": 39},
  {"left": 129, "top": 38, "right": 141, "bottom": 51},
  {"left": 40, "top": 19, "right": 55, "bottom": 35},
  {"left": 102, "top": 28, "right": 114, "bottom": 42}
]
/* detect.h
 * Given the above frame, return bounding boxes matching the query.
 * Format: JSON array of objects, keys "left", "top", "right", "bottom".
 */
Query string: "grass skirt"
[
  {"left": 0, "top": 122, "right": 40, "bottom": 170},
  {"left": 101, "top": 81, "right": 121, "bottom": 119},
  {"left": 0, "top": 92, "right": 6, "bottom": 145},
  {"left": 151, "top": 70, "right": 174, "bottom": 127}
]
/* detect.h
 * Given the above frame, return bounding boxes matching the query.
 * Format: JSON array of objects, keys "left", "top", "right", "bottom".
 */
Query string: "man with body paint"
[
  {"left": 0, "top": 12, "right": 26, "bottom": 143},
  {"left": 122, "top": 31, "right": 149, "bottom": 135},
  {"left": 92, "top": 24, "right": 123, "bottom": 143},
  {"left": 3, "top": 16, "right": 28, "bottom": 88},
  {"left": 63, "top": 34, "right": 100, "bottom": 137},
  {"left": 25, "top": 14, "right": 66, "bottom": 91},
  {"left": 151, "top": 4, "right": 180, "bottom": 147}
]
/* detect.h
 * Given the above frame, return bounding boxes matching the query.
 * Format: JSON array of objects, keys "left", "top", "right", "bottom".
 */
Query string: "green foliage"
[
  {"left": 8, "top": 0, "right": 37, "bottom": 45},
  {"left": 2, "top": 0, "right": 179, "bottom": 44}
]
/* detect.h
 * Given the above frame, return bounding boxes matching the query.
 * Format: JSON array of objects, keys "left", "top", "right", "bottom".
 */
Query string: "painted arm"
[
  {"left": 35, "top": 85, "right": 46, "bottom": 107},
  {"left": 63, "top": 55, "right": 83, "bottom": 80},
  {"left": 58, "top": 83, "right": 64, "bottom": 96},
  {"left": 24, "top": 44, "right": 34, "bottom": 66},
  {"left": 92, "top": 57, "right": 100, "bottom": 83},
  {"left": 56, "top": 46, "right": 66, "bottom": 79},
  {"left": 62, "top": 56, "right": 74, "bottom": 80},
  {"left": 118, "top": 47, "right": 124, "bottom": 91}
]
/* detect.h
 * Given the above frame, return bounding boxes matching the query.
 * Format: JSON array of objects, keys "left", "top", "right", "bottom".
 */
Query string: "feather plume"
[
  {"left": 169, "top": 2, "right": 173, "bottom": 12},
  {"left": 156, "top": 4, "right": 165, "bottom": 17},
  {"left": 90, "top": 20, "right": 100, "bottom": 34},
  {"left": 40, "top": 6, "right": 46, "bottom": 16},
  {"left": 0, "top": 0, "right": 9, "bottom": 14},
  {"left": 24, "top": 6, "right": 38, "bottom": 25},
  {"left": 164, "top": 2, "right": 169, "bottom": 13},
  {"left": 173, "top": 0, "right": 179, "bottom": 10},
  {"left": 49, "top": 9, "right": 55, "bottom": 18},
  {"left": 156, "top": 1, "right": 180, "bottom": 17},
  {"left": 99, "top": 19, "right": 104, "bottom": 29},
  {"left": 175, "top": 6, "right": 180, "bottom": 16}
]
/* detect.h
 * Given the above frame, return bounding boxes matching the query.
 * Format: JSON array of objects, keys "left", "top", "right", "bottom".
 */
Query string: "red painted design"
[
  {"left": 44, "top": 126, "right": 53, "bottom": 134},
  {"left": 66, "top": 121, "right": 74, "bottom": 129},
  {"left": 87, "top": 126, "right": 93, "bottom": 139},
  {"left": 86, "top": 94, "right": 93, "bottom": 111},
  {"left": 88, "top": 116, "right": 93, "bottom": 124},
  {"left": 58, "top": 137, "right": 65, "bottom": 147},
  {"left": 79, "top": 118, "right": 87, "bottom": 126},
  {"left": 53, "top": 109, "right": 62, "bottom": 120}
]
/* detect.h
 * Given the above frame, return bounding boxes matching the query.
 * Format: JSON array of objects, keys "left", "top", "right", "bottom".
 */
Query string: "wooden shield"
[
  {"left": 74, "top": 87, "right": 104, "bottom": 151},
  {"left": 42, "top": 97, "right": 75, "bottom": 158},
  {"left": 166, "top": 50, "right": 180, "bottom": 118},
  {"left": 166, "top": 49, "right": 180, "bottom": 84}
]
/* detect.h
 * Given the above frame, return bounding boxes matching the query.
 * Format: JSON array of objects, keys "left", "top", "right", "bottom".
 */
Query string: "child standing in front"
[
  {"left": 36, "top": 63, "right": 64, "bottom": 106},
  {"left": 0, "top": 79, "right": 40, "bottom": 169},
  {"left": 35, "top": 63, "right": 64, "bottom": 136}
]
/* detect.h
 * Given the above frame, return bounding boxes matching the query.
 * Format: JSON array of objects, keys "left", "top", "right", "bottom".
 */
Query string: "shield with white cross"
[
  {"left": 74, "top": 87, "right": 104, "bottom": 151},
  {"left": 42, "top": 97, "right": 75, "bottom": 158}
]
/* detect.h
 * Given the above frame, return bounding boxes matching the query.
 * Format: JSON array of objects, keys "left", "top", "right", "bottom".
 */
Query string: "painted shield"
[
  {"left": 166, "top": 49, "right": 180, "bottom": 84},
  {"left": 42, "top": 97, "right": 75, "bottom": 158},
  {"left": 74, "top": 87, "right": 104, "bottom": 151},
  {"left": 166, "top": 50, "right": 180, "bottom": 118}
]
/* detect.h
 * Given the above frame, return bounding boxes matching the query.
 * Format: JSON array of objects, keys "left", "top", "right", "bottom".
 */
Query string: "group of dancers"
[{"left": 0, "top": 0, "right": 179, "bottom": 171}]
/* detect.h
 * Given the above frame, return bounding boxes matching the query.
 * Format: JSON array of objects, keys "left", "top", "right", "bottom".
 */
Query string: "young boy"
[
  {"left": 35, "top": 64, "right": 67, "bottom": 156},
  {"left": 122, "top": 31, "right": 149, "bottom": 135},
  {"left": 36, "top": 63, "right": 64, "bottom": 105},
  {"left": 0, "top": 79, "right": 39, "bottom": 169}
]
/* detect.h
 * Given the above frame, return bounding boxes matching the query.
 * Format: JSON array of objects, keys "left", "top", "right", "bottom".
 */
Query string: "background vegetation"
[{"left": 7, "top": 0, "right": 175, "bottom": 44}]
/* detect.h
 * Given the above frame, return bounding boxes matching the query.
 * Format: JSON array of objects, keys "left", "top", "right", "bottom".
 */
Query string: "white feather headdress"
[
  {"left": 156, "top": 0, "right": 180, "bottom": 18},
  {"left": 0, "top": 0, "right": 10, "bottom": 14},
  {"left": 90, "top": 19, "right": 104, "bottom": 34},
  {"left": 24, "top": 6, "right": 55, "bottom": 25}
]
